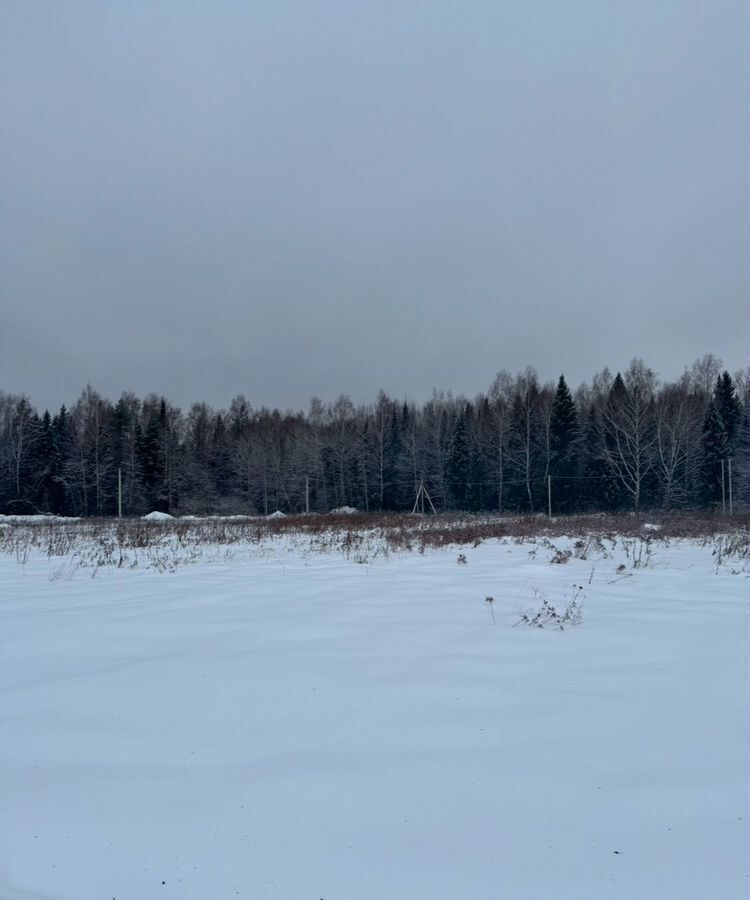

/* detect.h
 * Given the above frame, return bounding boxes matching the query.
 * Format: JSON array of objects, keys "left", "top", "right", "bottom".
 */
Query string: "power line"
[{"left": 369, "top": 473, "right": 636, "bottom": 487}]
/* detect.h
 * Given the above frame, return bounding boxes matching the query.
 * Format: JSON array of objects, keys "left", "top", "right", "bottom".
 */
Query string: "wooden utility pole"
[
  {"left": 721, "top": 459, "right": 726, "bottom": 515},
  {"left": 547, "top": 474, "right": 552, "bottom": 518},
  {"left": 118, "top": 467, "right": 122, "bottom": 519},
  {"left": 728, "top": 458, "right": 733, "bottom": 515}
]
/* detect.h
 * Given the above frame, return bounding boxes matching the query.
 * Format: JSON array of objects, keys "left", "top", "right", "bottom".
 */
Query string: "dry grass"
[{"left": 1, "top": 510, "right": 747, "bottom": 575}]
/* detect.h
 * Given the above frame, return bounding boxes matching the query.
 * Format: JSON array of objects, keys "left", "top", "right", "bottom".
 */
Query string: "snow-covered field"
[{"left": 1, "top": 527, "right": 748, "bottom": 899}]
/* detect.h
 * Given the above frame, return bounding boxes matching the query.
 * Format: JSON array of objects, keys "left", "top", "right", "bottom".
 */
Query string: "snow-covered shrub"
[
  {"left": 550, "top": 548, "right": 572, "bottom": 564},
  {"left": 516, "top": 586, "right": 584, "bottom": 630}
]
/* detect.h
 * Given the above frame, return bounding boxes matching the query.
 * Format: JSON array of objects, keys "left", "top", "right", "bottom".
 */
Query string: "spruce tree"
[
  {"left": 581, "top": 405, "right": 626, "bottom": 511},
  {"left": 549, "top": 375, "right": 579, "bottom": 513},
  {"left": 700, "top": 403, "right": 729, "bottom": 507},
  {"left": 714, "top": 372, "right": 741, "bottom": 450},
  {"left": 138, "top": 410, "right": 164, "bottom": 511},
  {"left": 382, "top": 408, "right": 404, "bottom": 509},
  {"left": 211, "top": 413, "right": 231, "bottom": 501},
  {"left": 447, "top": 407, "right": 471, "bottom": 510},
  {"left": 399, "top": 402, "right": 418, "bottom": 509},
  {"left": 465, "top": 403, "right": 486, "bottom": 511},
  {"left": 51, "top": 406, "right": 71, "bottom": 515},
  {"left": 34, "top": 410, "right": 55, "bottom": 513},
  {"left": 735, "top": 410, "right": 750, "bottom": 511},
  {"left": 473, "top": 398, "right": 492, "bottom": 511},
  {"left": 110, "top": 398, "right": 131, "bottom": 514}
]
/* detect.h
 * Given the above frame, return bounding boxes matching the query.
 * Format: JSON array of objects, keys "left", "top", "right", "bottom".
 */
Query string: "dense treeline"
[{"left": 1, "top": 354, "right": 747, "bottom": 517}]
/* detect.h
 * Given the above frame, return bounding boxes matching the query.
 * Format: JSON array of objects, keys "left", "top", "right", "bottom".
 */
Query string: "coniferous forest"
[{"left": 1, "top": 354, "right": 747, "bottom": 517}]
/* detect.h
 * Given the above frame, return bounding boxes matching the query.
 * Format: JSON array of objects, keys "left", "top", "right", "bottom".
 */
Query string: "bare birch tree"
[{"left": 599, "top": 359, "right": 657, "bottom": 512}]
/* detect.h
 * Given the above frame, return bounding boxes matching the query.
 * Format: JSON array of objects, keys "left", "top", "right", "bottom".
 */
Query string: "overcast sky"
[{"left": 1, "top": 1, "right": 748, "bottom": 413}]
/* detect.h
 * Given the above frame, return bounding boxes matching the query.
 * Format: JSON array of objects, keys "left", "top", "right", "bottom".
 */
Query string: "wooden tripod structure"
[{"left": 412, "top": 480, "right": 437, "bottom": 514}]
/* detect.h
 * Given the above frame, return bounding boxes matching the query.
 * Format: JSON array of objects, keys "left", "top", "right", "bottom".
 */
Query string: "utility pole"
[
  {"left": 721, "top": 459, "right": 726, "bottom": 515},
  {"left": 728, "top": 458, "right": 733, "bottom": 515},
  {"left": 305, "top": 476, "right": 310, "bottom": 514},
  {"left": 547, "top": 474, "right": 552, "bottom": 518},
  {"left": 118, "top": 467, "right": 122, "bottom": 519}
]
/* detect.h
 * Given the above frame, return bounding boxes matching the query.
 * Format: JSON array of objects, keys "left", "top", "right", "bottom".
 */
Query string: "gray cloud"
[{"left": 1, "top": 1, "right": 748, "bottom": 412}]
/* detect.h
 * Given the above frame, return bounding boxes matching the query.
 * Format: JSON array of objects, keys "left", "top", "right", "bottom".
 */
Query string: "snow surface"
[
  {"left": 267, "top": 510, "right": 286, "bottom": 519},
  {"left": 331, "top": 506, "right": 359, "bottom": 515},
  {"left": 142, "top": 511, "right": 175, "bottom": 522},
  {"left": 1, "top": 534, "right": 748, "bottom": 899}
]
